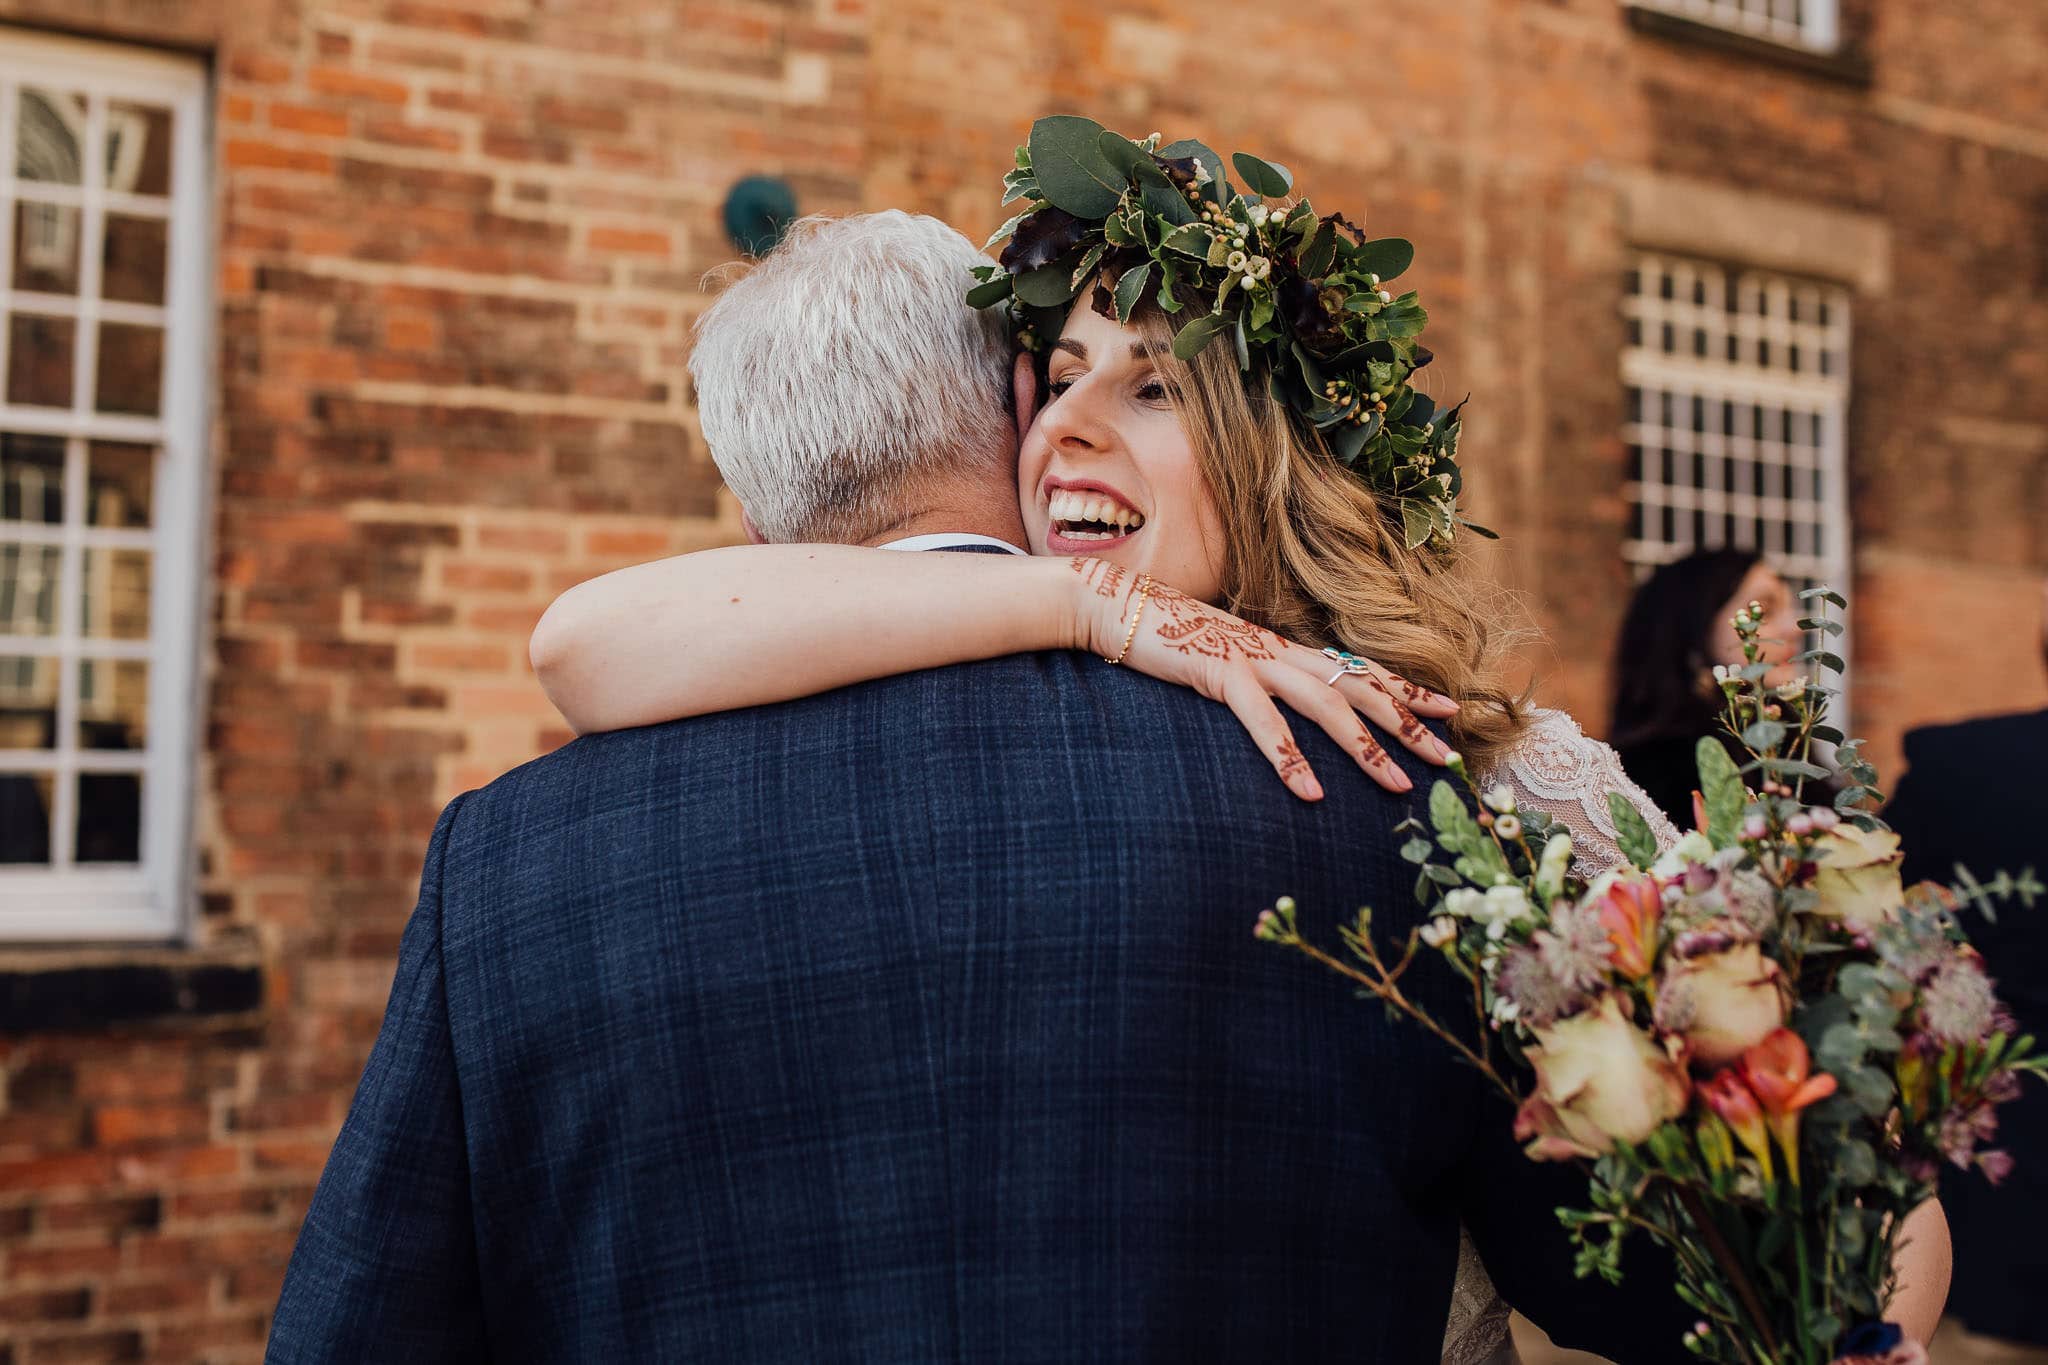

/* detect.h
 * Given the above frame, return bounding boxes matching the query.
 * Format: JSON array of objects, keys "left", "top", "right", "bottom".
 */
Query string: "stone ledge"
[
  {"left": 1624, "top": 5, "right": 1874, "bottom": 87},
  {"left": 0, "top": 948, "right": 264, "bottom": 1034},
  {"left": 1616, "top": 169, "right": 1892, "bottom": 294}
]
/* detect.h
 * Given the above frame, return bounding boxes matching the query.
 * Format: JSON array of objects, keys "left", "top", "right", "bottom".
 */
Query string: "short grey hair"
[{"left": 687, "top": 211, "right": 1015, "bottom": 544}]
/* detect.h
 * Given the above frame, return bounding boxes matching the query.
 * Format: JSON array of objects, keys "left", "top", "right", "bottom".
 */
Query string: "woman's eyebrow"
[{"left": 1051, "top": 338, "right": 1088, "bottom": 359}]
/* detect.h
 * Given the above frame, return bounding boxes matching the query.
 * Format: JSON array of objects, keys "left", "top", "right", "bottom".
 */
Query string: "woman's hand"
[{"left": 1070, "top": 558, "right": 1458, "bottom": 801}]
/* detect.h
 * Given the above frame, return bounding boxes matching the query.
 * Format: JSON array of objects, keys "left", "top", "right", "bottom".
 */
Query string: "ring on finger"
[{"left": 1321, "top": 647, "right": 1374, "bottom": 687}]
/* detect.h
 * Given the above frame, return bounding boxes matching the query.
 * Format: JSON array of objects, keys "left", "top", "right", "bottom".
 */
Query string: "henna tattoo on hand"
[
  {"left": 1366, "top": 674, "right": 1433, "bottom": 748},
  {"left": 1387, "top": 672, "right": 1433, "bottom": 706},
  {"left": 1146, "top": 584, "right": 1280, "bottom": 662},
  {"left": 1069, "top": 556, "right": 1130, "bottom": 599},
  {"left": 1275, "top": 738, "right": 1311, "bottom": 783},
  {"left": 1356, "top": 730, "right": 1390, "bottom": 769}
]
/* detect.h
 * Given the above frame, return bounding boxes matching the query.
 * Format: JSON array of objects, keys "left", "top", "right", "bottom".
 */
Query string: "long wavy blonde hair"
[{"left": 1130, "top": 305, "right": 1534, "bottom": 768}]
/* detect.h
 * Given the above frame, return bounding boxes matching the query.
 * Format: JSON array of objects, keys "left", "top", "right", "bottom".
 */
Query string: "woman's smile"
[{"left": 1043, "top": 475, "right": 1147, "bottom": 551}]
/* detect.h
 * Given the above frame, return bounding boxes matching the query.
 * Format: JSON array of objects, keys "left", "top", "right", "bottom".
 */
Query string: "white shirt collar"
[{"left": 875, "top": 532, "right": 1028, "bottom": 555}]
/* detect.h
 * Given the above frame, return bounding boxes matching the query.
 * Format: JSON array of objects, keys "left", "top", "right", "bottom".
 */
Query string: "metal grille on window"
[
  {"left": 0, "top": 31, "right": 206, "bottom": 938},
  {"left": 1621, "top": 252, "right": 1852, "bottom": 661},
  {"left": 1628, "top": 0, "right": 1839, "bottom": 52}
]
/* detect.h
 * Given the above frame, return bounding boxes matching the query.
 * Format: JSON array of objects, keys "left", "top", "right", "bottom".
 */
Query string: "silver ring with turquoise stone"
[{"left": 1321, "top": 647, "right": 1374, "bottom": 687}]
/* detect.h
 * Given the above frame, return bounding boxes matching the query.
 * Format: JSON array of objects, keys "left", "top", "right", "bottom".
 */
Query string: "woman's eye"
[
  {"left": 1045, "top": 377, "right": 1075, "bottom": 398},
  {"left": 1137, "top": 379, "right": 1172, "bottom": 402}
]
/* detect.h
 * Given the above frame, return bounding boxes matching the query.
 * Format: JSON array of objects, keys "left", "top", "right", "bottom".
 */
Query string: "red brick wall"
[{"left": 0, "top": 2, "right": 2042, "bottom": 1359}]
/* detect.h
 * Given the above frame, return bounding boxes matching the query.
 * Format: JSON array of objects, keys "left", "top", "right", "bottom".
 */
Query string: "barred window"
[
  {"left": 0, "top": 31, "right": 207, "bottom": 939},
  {"left": 1621, "top": 252, "right": 1852, "bottom": 653},
  {"left": 1628, "top": 0, "right": 1839, "bottom": 52}
]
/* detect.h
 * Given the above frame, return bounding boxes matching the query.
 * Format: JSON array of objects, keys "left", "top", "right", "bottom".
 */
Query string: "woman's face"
[
  {"left": 1016, "top": 304, "right": 1227, "bottom": 603},
  {"left": 1708, "top": 561, "right": 1801, "bottom": 687}
]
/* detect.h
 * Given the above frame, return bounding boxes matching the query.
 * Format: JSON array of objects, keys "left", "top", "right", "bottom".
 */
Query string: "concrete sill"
[
  {"left": 1623, "top": 6, "right": 1874, "bottom": 87},
  {"left": 0, "top": 947, "right": 264, "bottom": 1033}
]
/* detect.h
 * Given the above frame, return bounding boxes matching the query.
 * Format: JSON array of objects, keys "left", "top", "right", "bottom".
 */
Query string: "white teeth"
[{"left": 1048, "top": 487, "right": 1145, "bottom": 535}]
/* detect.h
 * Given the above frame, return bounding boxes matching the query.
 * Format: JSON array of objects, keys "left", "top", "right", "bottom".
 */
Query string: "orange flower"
[
  {"left": 1739, "top": 1028, "right": 1838, "bottom": 1184},
  {"left": 1697, "top": 1068, "right": 1774, "bottom": 1182},
  {"left": 1597, "top": 874, "right": 1664, "bottom": 981}
]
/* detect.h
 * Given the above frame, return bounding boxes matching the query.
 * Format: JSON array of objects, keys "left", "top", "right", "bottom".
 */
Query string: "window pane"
[
  {"left": 80, "top": 546, "right": 149, "bottom": 640},
  {"left": 0, "top": 542, "right": 62, "bottom": 636},
  {"left": 86, "top": 441, "right": 152, "bottom": 528},
  {"left": 0, "top": 653, "right": 58, "bottom": 747},
  {"left": 101, "top": 214, "right": 167, "bottom": 306},
  {"left": 75, "top": 771, "right": 139, "bottom": 863},
  {"left": 2, "top": 434, "right": 66, "bottom": 524},
  {"left": 77, "top": 658, "right": 145, "bottom": 750},
  {"left": 12, "top": 201, "right": 81, "bottom": 295},
  {"left": 7, "top": 314, "right": 76, "bottom": 407},
  {"left": 106, "top": 101, "right": 171, "bottom": 197},
  {"left": 94, "top": 322, "right": 162, "bottom": 415},
  {"left": 0, "top": 769, "right": 52, "bottom": 863},
  {"left": 17, "top": 88, "right": 86, "bottom": 186}
]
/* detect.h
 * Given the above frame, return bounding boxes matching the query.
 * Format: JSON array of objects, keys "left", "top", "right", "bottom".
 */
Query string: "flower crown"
[{"left": 968, "top": 116, "right": 1489, "bottom": 550}]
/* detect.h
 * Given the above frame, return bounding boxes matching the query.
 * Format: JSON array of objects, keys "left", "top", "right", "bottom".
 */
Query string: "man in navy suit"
[
  {"left": 269, "top": 212, "right": 1682, "bottom": 1362},
  {"left": 1884, "top": 580, "right": 2048, "bottom": 1350}
]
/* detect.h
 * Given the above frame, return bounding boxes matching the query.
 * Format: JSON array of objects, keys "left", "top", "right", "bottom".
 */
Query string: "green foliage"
[
  {"left": 1607, "top": 792, "right": 1660, "bottom": 871},
  {"left": 972, "top": 115, "right": 1469, "bottom": 550},
  {"left": 1696, "top": 738, "right": 1746, "bottom": 849}
]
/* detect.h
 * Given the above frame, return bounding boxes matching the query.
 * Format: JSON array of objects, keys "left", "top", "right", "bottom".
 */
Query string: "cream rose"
[
  {"left": 1810, "top": 823, "right": 1905, "bottom": 930},
  {"left": 1513, "top": 994, "right": 1691, "bottom": 1160},
  {"left": 1657, "top": 934, "right": 1787, "bottom": 1067}
]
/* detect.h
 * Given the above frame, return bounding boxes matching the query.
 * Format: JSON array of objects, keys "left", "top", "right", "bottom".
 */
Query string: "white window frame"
[
  {"left": 1628, "top": 0, "right": 1839, "bottom": 52},
  {"left": 1621, "top": 251, "right": 1853, "bottom": 701},
  {"left": 0, "top": 29, "right": 210, "bottom": 940}
]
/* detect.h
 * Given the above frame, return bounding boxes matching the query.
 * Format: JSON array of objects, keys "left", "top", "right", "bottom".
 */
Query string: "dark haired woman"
[{"left": 1608, "top": 550, "right": 1800, "bottom": 828}]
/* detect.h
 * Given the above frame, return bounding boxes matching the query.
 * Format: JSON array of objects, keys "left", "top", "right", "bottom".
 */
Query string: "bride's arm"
[
  {"left": 531, "top": 546, "right": 1088, "bottom": 730},
  {"left": 530, "top": 546, "right": 1455, "bottom": 798}
]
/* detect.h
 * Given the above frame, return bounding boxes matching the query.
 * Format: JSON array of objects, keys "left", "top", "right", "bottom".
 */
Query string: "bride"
[{"left": 528, "top": 126, "right": 1947, "bottom": 1361}]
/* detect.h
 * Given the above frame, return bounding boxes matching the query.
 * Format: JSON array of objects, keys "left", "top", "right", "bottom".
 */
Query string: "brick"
[
  {"left": 580, "top": 528, "right": 672, "bottom": 558},
  {"left": 440, "top": 562, "right": 533, "bottom": 593},
  {"left": 586, "top": 225, "right": 671, "bottom": 257},
  {"left": 222, "top": 139, "right": 334, "bottom": 175},
  {"left": 17, "top": 1329, "right": 143, "bottom": 1363},
  {"left": 408, "top": 641, "right": 511, "bottom": 673},
  {"left": 0, "top": 1287, "right": 91, "bottom": 1322},
  {"left": 5, "top": 1243, "right": 123, "bottom": 1280},
  {"left": 38, "top": 1194, "right": 162, "bottom": 1236},
  {"left": 91, "top": 1103, "right": 212, "bottom": 1148},
  {"left": 304, "top": 65, "right": 409, "bottom": 104},
  {"left": 266, "top": 103, "right": 350, "bottom": 138}
]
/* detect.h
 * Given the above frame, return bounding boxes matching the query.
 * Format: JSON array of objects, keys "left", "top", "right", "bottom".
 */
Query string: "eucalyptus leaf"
[
  {"left": 1231, "top": 150, "right": 1292, "bottom": 197},
  {"left": 1170, "top": 312, "right": 1230, "bottom": 360},
  {"left": 1352, "top": 237, "right": 1415, "bottom": 282},
  {"left": 1400, "top": 836, "right": 1434, "bottom": 865},
  {"left": 1741, "top": 719, "right": 1788, "bottom": 752},
  {"left": 1013, "top": 259, "right": 1084, "bottom": 307},
  {"left": 1297, "top": 220, "right": 1339, "bottom": 280},
  {"left": 982, "top": 209, "right": 1032, "bottom": 252},
  {"left": 1028, "top": 115, "right": 1123, "bottom": 218},
  {"left": 1155, "top": 137, "right": 1227, "bottom": 200},
  {"left": 1141, "top": 178, "right": 1197, "bottom": 226},
  {"left": 963, "top": 274, "right": 1014, "bottom": 309},
  {"left": 1096, "top": 129, "right": 1152, "bottom": 179},
  {"left": 1232, "top": 313, "right": 1251, "bottom": 371},
  {"left": 1112, "top": 260, "right": 1152, "bottom": 323}
]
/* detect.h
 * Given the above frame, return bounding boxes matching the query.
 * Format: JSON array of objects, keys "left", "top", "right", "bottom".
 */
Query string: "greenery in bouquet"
[{"left": 1257, "top": 589, "right": 2044, "bottom": 1365}]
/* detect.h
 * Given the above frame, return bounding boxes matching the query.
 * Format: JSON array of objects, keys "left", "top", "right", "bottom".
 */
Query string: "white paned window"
[
  {"left": 1621, "top": 252, "right": 1852, "bottom": 659},
  {"left": 1629, "top": 0, "right": 1839, "bottom": 52},
  {"left": 0, "top": 30, "right": 208, "bottom": 939}
]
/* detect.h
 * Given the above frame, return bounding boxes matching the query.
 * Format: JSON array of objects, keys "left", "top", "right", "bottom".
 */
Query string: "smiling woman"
[{"left": 1024, "top": 305, "right": 1227, "bottom": 604}]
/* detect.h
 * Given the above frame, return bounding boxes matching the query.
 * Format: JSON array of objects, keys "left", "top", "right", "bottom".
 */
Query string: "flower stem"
[{"left": 1672, "top": 1185, "right": 1781, "bottom": 1362}]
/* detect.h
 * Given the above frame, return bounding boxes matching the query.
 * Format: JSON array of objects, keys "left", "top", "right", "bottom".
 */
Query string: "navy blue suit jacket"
[
  {"left": 1885, "top": 709, "right": 2048, "bottom": 1344},
  {"left": 270, "top": 651, "right": 1687, "bottom": 1362}
]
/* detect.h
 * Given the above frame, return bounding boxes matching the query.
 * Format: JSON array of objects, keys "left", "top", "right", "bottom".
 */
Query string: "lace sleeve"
[{"left": 1477, "top": 708, "right": 1682, "bottom": 877}]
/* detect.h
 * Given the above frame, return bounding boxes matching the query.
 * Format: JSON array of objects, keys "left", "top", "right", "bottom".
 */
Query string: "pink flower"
[
  {"left": 1978, "top": 1149, "right": 2015, "bottom": 1185},
  {"left": 1513, "top": 994, "right": 1690, "bottom": 1160}
]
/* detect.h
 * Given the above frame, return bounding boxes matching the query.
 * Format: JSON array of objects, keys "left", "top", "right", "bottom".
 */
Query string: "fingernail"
[
  {"left": 1301, "top": 776, "right": 1324, "bottom": 801},
  {"left": 1394, "top": 770, "right": 1413, "bottom": 792}
]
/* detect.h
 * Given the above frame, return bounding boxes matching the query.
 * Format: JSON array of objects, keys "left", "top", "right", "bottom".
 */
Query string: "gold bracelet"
[{"left": 1103, "top": 573, "right": 1154, "bottom": 665}]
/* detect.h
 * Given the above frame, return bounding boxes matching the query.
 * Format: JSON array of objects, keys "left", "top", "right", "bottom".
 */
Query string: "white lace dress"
[{"left": 1436, "top": 708, "right": 1682, "bottom": 1365}]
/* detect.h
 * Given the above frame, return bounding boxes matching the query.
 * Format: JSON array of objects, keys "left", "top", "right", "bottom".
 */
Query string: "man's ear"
[
  {"left": 1011, "top": 352, "right": 1040, "bottom": 448},
  {"left": 740, "top": 510, "right": 767, "bottom": 545}
]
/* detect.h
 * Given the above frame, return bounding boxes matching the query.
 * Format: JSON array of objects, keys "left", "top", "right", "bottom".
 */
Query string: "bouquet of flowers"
[{"left": 1257, "top": 590, "right": 2043, "bottom": 1365}]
